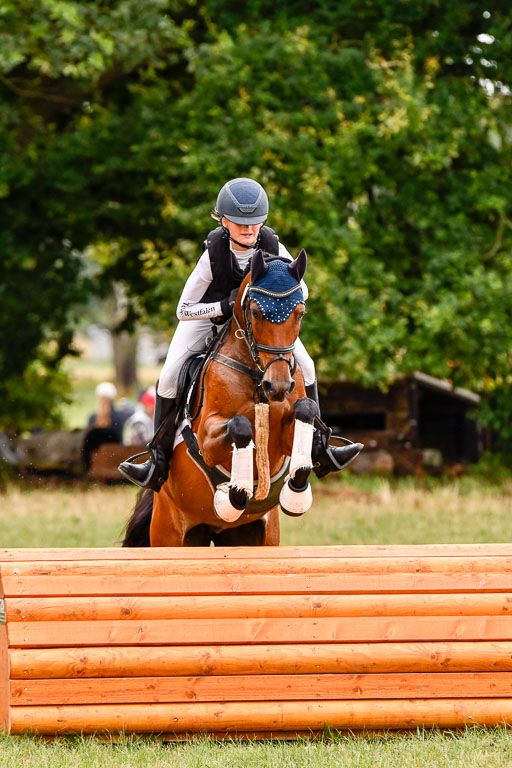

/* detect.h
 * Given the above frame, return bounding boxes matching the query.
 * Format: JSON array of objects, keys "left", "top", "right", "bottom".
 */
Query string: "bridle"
[
  {"left": 234, "top": 282, "right": 298, "bottom": 378},
  {"left": 211, "top": 279, "right": 301, "bottom": 403}
]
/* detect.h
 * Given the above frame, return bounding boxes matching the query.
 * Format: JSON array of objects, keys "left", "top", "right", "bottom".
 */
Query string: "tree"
[
  {"left": 0, "top": 0, "right": 191, "bottom": 429},
  {"left": 2, "top": 2, "right": 512, "bottom": 439}
]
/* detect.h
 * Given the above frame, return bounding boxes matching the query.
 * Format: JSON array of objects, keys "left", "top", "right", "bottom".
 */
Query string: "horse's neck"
[
  {"left": 220, "top": 329, "right": 292, "bottom": 475},
  {"left": 266, "top": 408, "right": 291, "bottom": 475},
  {"left": 220, "top": 326, "right": 253, "bottom": 367}
]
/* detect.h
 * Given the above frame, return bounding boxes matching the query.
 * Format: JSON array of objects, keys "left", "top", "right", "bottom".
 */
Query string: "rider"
[{"left": 120, "top": 177, "right": 360, "bottom": 490}]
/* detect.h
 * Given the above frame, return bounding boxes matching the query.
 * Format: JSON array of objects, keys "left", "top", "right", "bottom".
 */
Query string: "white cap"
[{"left": 95, "top": 381, "right": 117, "bottom": 400}]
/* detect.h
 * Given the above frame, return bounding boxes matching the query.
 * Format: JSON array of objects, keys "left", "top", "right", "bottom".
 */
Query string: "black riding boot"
[
  {"left": 305, "top": 380, "right": 363, "bottom": 479},
  {"left": 118, "top": 394, "right": 177, "bottom": 491}
]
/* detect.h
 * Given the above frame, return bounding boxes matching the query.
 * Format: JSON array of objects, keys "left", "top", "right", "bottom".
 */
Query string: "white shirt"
[
  {"left": 176, "top": 242, "right": 308, "bottom": 321},
  {"left": 123, "top": 409, "right": 154, "bottom": 446}
]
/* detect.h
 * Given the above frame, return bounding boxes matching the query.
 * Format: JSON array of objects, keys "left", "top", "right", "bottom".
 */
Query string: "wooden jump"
[{"left": 1, "top": 544, "right": 512, "bottom": 737}]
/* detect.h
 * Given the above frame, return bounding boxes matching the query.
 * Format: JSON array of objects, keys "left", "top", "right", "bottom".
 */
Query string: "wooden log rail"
[{"left": 1, "top": 544, "right": 512, "bottom": 737}]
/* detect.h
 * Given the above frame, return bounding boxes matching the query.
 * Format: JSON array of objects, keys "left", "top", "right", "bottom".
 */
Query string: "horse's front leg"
[
  {"left": 201, "top": 414, "right": 254, "bottom": 523},
  {"left": 280, "top": 397, "right": 319, "bottom": 517}
]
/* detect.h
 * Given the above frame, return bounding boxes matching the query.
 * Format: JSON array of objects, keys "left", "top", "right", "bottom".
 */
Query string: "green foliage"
[
  {"left": 0, "top": 1, "right": 192, "bottom": 429},
  {"left": 476, "top": 380, "right": 512, "bottom": 451},
  {"left": 466, "top": 450, "right": 512, "bottom": 484},
  {"left": 2, "top": 1, "right": 512, "bottom": 432}
]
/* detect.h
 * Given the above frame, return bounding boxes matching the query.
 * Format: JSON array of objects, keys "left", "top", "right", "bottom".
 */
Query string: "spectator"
[
  {"left": 87, "top": 382, "right": 127, "bottom": 442},
  {"left": 123, "top": 388, "right": 156, "bottom": 446}
]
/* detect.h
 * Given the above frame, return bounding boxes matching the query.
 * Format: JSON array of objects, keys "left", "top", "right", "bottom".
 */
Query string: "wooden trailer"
[{"left": 318, "top": 371, "right": 484, "bottom": 474}]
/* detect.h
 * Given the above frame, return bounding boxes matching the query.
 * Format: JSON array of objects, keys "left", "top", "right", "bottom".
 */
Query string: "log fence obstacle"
[{"left": 1, "top": 544, "right": 512, "bottom": 737}]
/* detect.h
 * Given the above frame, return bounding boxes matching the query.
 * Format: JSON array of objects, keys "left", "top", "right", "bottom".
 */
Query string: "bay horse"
[{"left": 122, "top": 249, "right": 340, "bottom": 547}]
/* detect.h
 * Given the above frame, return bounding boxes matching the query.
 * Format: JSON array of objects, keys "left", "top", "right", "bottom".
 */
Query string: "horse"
[{"left": 122, "top": 249, "right": 340, "bottom": 547}]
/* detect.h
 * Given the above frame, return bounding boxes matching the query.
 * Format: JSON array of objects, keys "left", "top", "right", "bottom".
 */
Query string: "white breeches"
[{"left": 157, "top": 320, "right": 316, "bottom": 399}]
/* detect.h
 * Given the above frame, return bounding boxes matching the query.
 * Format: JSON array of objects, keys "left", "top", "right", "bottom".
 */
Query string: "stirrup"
[
  {"left": 312, "top": 423, "right": 363, "bottom": 479},
  {"left": 326, "top": 435, "right": 364, "bottom": 470}
]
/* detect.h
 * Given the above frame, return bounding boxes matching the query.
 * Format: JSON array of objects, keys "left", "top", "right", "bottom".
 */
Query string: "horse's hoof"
[
  {"left": 214, "top": 485, "right": 246, "bottom": 522},
  {"left": 279, "top": 479, "right": 313, "bottom": 517}
]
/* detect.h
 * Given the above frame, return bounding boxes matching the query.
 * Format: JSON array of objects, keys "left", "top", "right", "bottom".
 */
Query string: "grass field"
[
  {"left": 1, "top": 474, "right": 512, "bottom": 765},
  {"left": 2, "top": 472, "right": 511, "bottom": 549},
  {"left": 2, "top": 727, "right": 512, "bottom": 768}
]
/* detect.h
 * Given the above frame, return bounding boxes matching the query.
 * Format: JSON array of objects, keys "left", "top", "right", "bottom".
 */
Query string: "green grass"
[
  {"left": 2, "top": 728, "right": 512, "bottom": 768},
  {"left": 1, "top": 477, "right": 512, "bottom": 764},
  {"left": 0, "top": 482, "right": 137, "bottom": 548},
  {"left": 2, "top": 473, "right": 510, "bottom": 549}
]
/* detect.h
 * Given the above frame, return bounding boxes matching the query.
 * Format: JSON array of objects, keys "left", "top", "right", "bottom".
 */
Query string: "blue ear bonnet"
[{"left": 249, "top": 259, "right": 304, "bottom": 324}]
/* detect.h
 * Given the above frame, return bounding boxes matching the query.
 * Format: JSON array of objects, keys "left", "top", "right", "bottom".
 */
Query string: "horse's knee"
[
  {"left": 294, "top": 396, "right": 319, "bottom": 425},
  {"left": 227, "top": 415, "right": 253, "bottom": 448}
]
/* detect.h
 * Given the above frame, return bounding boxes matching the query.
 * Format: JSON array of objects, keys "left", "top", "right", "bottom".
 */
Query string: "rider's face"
[{"left": 221, "top": 217, "right": 262, "bottom": 249}]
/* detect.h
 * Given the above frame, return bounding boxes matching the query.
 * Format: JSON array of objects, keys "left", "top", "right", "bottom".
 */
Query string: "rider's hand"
[{"left": 212, "top": 288, "right": 238, "bottom": 325}]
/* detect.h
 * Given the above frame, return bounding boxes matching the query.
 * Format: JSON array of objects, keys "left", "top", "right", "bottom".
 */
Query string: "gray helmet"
[{"left": 216, "top": 177, "right": 269, "bottom": 225}]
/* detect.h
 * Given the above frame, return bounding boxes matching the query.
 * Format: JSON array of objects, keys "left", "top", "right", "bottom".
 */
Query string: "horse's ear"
[
  {"left": 288, "top": 249, "right": 307, "bottom": 283},
  {"left": 250, "top": 249, "right": 269, "bottom": 284}
]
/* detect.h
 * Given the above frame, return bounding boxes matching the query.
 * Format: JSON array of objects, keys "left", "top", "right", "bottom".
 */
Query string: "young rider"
[{"left": 120, "top": 177, "right": 360, "bottom": 490}]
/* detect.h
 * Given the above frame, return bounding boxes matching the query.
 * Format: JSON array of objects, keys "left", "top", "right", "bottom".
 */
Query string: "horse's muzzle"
[{"left": 262, "top": 377, "right": 296, "bottom": 402}]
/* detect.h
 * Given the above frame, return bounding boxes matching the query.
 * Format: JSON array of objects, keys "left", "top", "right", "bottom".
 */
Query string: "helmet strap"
[{"left": 222, "top": 224, "right": 264, "bottom": 251}]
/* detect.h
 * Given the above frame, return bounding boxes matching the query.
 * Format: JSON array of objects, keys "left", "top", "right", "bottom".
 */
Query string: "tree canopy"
[{"left": 2, "top": 1, "right": 511, "bottom": 439}]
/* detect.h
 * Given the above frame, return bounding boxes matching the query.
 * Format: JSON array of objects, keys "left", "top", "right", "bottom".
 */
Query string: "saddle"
[
  {"left": 175, "top": 353, "right": 205, "bottom": 417},
  {"left": 175, "top": 322, "right": 231, "bottom": 427}
]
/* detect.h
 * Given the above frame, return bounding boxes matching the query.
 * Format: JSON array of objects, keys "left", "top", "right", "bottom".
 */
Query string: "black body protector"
[{"left": 200, "top": 225, "right": 280, "bottom": 303}]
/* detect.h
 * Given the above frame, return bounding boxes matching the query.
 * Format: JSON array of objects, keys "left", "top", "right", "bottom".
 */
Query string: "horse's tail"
[{"left": 122, "top": 488, "right": 153, "bottom": 547}]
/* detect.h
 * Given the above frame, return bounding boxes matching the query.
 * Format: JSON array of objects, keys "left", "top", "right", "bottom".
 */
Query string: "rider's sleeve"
[
  {"left": 176, "top": 250, "right": 223, "bottom": 321},
  {"left": 278, "top": 242, "right": 309, "bottom": 301}
]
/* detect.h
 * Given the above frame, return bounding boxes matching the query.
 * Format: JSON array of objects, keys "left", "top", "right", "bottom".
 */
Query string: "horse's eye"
[{"left": 251, "top": 308, "right": 260, "bottom": 319}]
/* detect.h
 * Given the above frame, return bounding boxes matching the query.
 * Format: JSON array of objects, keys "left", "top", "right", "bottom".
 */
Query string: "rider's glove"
[{"left": 212, "top": 288, "right": 238, "bottom": 325}]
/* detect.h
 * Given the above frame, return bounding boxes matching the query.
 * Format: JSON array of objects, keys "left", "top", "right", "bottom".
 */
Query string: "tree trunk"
[{"left": 112, "top": 331, "right": 138, "bottom": 393}]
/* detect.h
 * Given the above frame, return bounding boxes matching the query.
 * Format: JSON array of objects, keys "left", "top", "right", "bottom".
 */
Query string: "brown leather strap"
[{"left": 212, "top": 352, "right": 260, "bottom": 382}]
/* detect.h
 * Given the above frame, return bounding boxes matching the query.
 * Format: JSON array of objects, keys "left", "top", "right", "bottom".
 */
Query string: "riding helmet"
[{"left": 216, "top": 178, "right": 269, "bottom": 225}]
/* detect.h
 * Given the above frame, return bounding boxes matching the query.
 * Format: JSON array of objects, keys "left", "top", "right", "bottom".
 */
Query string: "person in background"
[
  {"left": 123, "top": 388, "right": 156, "bottom": 446},
  {"left": 87, "top": 381, "right": 127, "bottom": 443}
]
